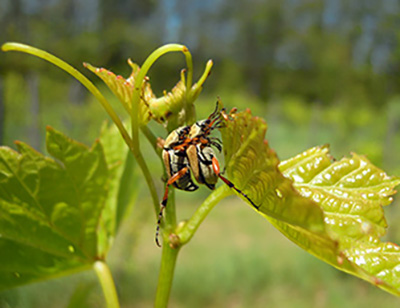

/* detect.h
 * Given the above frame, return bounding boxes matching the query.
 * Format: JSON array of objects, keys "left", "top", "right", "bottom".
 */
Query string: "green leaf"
[
  {"left": 281, "top": 145, "right": 400, "bottom": 295},
  {"left": 97, "top": 122, "right": 138, "bottom": 257},
  {"left": 84, "top": 61, "right": 152, "bottom": 125},
  {"left": 84, "top": 60, "right": 189, "bottom": 129},
  {"left": 220, "top": 110, "right": 353, "bottom": 274},
  {"left": 221, "top": 109, "right": 325, "bottom": 232},
  {"left": 280, "top": 146, "right": 399, "bottom": 244},
  {"left": 0, "top": 127, "right": 110, "bottom": 290},
  {"left": 85, "top": 60, "right": 212, "bottom": 131},
  {"left": 147, "top": 70, "right": 187, "bottom": 130},
  {"left": 344, "top": 241, "right": 400, "bottom": 292},
  {"left": 221, "top": 110, "right": 400, "bottom": 296}
]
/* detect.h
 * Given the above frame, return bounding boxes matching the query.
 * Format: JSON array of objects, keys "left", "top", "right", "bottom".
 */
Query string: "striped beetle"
[{"left": 156, "top": 103, "right": 258, "bottom": 247}]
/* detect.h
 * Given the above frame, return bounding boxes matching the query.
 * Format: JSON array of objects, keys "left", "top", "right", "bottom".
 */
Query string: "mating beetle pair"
[{"left": 156, "top": 103, "right": 258, "bottom": 247}]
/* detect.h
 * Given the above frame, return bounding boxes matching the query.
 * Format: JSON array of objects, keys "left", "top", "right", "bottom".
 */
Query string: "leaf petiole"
[
  {"left": 177, "top": 185, "right": 232, "bottom": 245},
  {"left": 93, "top": 261, "right": 120, "bottom": 308}
]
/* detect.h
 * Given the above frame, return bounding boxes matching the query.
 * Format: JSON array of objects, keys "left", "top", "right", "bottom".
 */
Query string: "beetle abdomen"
[
  {"left": 187, "top": 144, "right": 218, "bottom": 190},
  {"left": 163, "top": 149, "right": 199, "bottom": 191}
]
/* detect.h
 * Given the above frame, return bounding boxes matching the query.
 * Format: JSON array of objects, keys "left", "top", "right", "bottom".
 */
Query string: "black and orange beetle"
[{"left": 156, "top": 103, "right": 258, "bottom": 247}]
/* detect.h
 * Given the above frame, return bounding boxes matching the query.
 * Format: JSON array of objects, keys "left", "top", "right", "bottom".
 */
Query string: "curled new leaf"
[
  {"left": 84, "top": 61, "right": 152, "bottom": 125},
  {"left": 85, "top": 61, "right": 188, "bottom": 129},
  {"left": 146, "top": 69, "right": 187, "bottom": 130},
  {"left": 86, "top": 57, "right": 213, "bottom": 131}
]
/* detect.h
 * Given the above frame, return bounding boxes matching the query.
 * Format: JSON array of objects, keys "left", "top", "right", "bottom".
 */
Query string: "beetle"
[{"left": 156, "top": 103, "right": 259, "bottom": 247}]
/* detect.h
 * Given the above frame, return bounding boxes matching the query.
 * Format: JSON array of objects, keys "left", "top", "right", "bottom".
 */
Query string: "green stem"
[
  {"left": 129, "top": 44, "right": 192, "bottom": 217},
  {"left": 184, "top": 49, "right": 193, "bottom": 93},
  {"left": 195, "top": 60, "right": 213, "bottom": 89},
  {"left": 154, "top": 189, "right": 177, "bottom": 307},
  {"left": 154, "top": 244, "right": 180, "bottom": 308},
  {"left": 135, "top": 151, "right": 160, "bottom": 216},
  {"left": 154, "top": 186, "right": 230, "bottom": 307},
  {"left": 165, "top": 188, "right": 177, "bottom": 230},
  {"left": 93, "top": 261, "right": 120, "bottom": 308},
  {"left": 178, "top": 185, "right": 232, "bottom": 245},
  {"left": 1, "top": 42, "right": 133, "bottom": 151},
  {"left": 130, "top": 44, "right": 192, "bottom": 150},
  {"left": 185, "top": 59, "right": 213, "bottom": 124}
]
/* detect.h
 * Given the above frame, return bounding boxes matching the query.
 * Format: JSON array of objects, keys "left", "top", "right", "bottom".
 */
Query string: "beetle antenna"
[{"left": 208, "top": 100, "right": 223, "bottom": 121}]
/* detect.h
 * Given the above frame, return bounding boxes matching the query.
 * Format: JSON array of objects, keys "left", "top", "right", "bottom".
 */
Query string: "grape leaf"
[
  {"left": 84, "top": 61, "right": 152, "bottom": 125},
  {"left": 221, "top": 109, "right": 325, "bottom": 232},
  {"left": 221, "top": 110, "right": 400, "bottom": 296},
  {"left": 97, "top": 122, "right": 138, "bottom": 257},
  {"left": 0, "top": 126, "right": 134, "bottom": 290},
  {"left": 84, "top": 61, "right": 188, "bottom": 127},
  {"left": 85, "top": 60, "right": 212, "bottom": 131},
  {"left": 281, "top": 145, "right": 400, "bottom": 295},
  {"left": 279, "top": 146, "right": 398, "bottom": 244}
]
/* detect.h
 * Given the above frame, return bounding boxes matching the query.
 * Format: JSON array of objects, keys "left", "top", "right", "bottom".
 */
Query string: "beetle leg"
[
  {"left": 211, "top": 157, "right": 260, "bottom": 210},
  {"left": 156, "top": 166, "right": 190, "bottom": 247},
  {"left": 157, "top": 137, "right": 165, "bottom": 149}
]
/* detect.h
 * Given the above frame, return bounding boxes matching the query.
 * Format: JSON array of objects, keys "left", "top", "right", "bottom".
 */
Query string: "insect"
[{"left": 156, "top": 103, "right": 258, "bottom": 247}]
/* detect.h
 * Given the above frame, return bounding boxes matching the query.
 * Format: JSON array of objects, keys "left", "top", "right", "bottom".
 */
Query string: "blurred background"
[{"left": 1, "top": 0, "right": 400, "bottom": 307}]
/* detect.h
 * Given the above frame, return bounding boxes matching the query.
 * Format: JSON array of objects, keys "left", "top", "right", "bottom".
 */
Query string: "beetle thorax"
[
  {"left": 188, "top": 119, "right": 210, "bottom": 139},
  {"left": 164, "top": 125, "right": 190, "bottom": 148}
]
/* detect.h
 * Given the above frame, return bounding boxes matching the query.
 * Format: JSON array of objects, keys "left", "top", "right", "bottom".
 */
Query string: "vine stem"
[
  {"left": 154, "top": 185, "right": 232, "bottom": 307},
  {"left": 154, "top": 244, "right": 180, "bottom": 308},
  {"left": 129, "top": 43, "right": 193, "bottom": 217},
  {"left": 154, "top": 189, "right": 177, "bottom": 308},
  {"left": 178, "top": 185, "right": 232, "bottom": 245},
  {"left": 93, "top": 261, "right": 120, "bottom": 308}
]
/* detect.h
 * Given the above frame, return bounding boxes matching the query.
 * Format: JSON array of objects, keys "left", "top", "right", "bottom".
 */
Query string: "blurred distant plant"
[{"left": 1, "top": 42, "right": 400, "bottom": 308}]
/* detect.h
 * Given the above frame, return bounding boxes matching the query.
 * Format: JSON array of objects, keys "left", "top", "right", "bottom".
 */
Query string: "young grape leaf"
[
  {"left": 84, "top": 61, "right": 152, "bottom": 125},
  {"left": 84, "top": 61, "right": 188, "bottom": 128},
  {"left": 221, "top": 109, "right": 325, "bottom": 232},
  {"left": 221, "top": 110, "right": 400, "bottom": 296},
  {"left": 280, "top": 145, "right": 400, "bottom": 295},
  {"left": 279, "top": 146, "right": 398, "bottom": 245},
  {"left": 85, "top": 59, "right": 213, "bottom": 131},
  {"left": 0, "top": 126, "right": 134, "bottom": 290}
]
